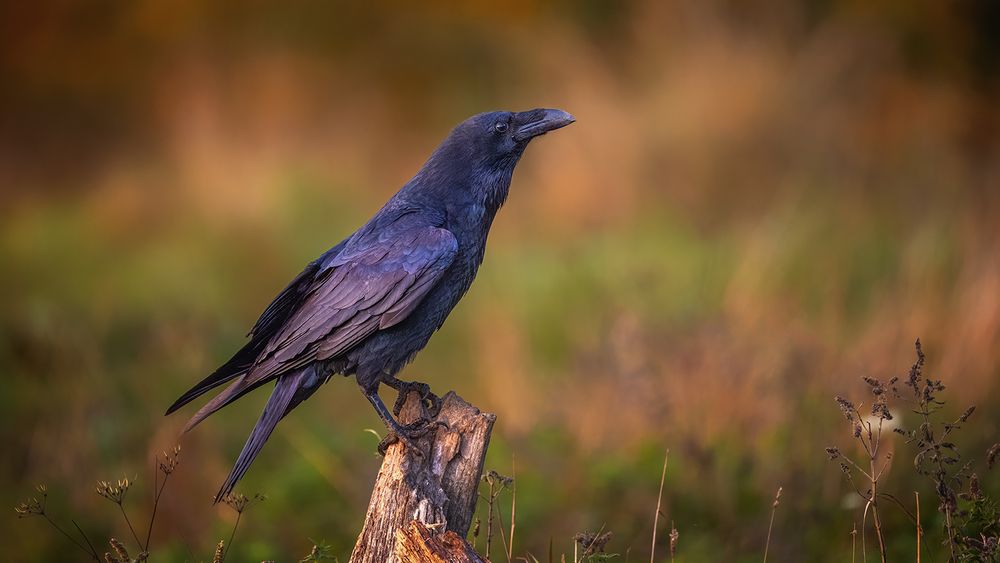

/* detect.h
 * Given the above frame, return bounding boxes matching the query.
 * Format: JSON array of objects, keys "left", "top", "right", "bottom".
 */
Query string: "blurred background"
[{"left": 3, "top": 0, "right": 999, "bottom": 561}]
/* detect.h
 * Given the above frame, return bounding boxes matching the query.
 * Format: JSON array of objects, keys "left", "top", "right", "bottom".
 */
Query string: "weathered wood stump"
[
  {"left": 350, "top": 391, "right": 496, "bottom": 563},
  {"left": 395, "top": 521, "right": 488, "bottom": 563}
]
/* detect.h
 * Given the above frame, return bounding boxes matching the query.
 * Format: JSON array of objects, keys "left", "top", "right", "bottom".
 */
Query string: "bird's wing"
[
  {"left": 253, "top": 225, "right": 458, "bottom": 376},
  {"left": 165, "top": 241, "right": 348, "bottom": 416},
  {"left": 179, "top": 225, "right": 458, "bottom": 430}
]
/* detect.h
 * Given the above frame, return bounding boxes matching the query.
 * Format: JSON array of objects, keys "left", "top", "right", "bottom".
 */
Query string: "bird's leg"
[
  {"left": 362, "top": 384, "right": 439, "bottom": 457},
  {"left": 382, "top": 374, "right": 442, "bottom": 417}
]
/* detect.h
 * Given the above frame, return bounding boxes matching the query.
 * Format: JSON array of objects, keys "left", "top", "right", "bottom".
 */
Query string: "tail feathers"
[
  {"left": 181, "top": 373, "right": 274, "bottom": 434},
  {"left": 165, "top": 341, "right": 260, "bottom": 416},
  {"left": 213, "top": 371, "right": 306, "bottom": 503},
  {"left": 181, "top": 377, "right": 249, "bottom": 434}
]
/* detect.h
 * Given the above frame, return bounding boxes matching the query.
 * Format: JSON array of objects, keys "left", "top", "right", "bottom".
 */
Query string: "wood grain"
[{"left": 350, "top": 391, "right": 495, "bottom": 563}]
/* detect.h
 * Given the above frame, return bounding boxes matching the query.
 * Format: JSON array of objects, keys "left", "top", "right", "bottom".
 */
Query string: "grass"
[{"left": 13, "top": 341, "right": 1000, "bottom": 561}]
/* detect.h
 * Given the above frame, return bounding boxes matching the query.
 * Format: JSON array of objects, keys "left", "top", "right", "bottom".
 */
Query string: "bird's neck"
[{"left": 400, "top": 153, "right": 515, "bottom": 234}]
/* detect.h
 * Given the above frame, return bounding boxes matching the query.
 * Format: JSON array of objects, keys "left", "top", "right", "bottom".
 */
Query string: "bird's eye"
[{"left": 494, "top": 122, "right": 509, "bottom": 133}]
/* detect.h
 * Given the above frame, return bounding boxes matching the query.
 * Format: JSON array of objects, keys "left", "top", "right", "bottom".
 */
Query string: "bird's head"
[
  {"left": 413, "top": 108, "right": 575, "bottom": 212},
  {"left": 456, "top": 108, "right": 576, "bottom": 165}
]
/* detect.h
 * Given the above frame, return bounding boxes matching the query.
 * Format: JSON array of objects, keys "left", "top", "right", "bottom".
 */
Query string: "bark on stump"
[
  {"left": 350, "top": 391, "right": 496, "bottom": 563},
  {"left": 395, "top": 521, "right": 488, "bottom": 563}
]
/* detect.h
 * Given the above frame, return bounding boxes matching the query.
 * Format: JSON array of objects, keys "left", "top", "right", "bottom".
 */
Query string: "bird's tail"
[
  {"left": 165, "top": 340, "right": 261, "bottom": 416},
  {"left": 213, "top": 369, "right": 307, "bottom": 503}
]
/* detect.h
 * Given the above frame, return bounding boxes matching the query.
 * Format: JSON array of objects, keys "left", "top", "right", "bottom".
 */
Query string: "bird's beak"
[{"left": 513, "top": 108, "right": 575, "bottom": 142}]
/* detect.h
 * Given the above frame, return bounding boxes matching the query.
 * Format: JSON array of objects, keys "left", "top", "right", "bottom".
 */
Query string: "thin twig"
[
  {"left": 72, "top": 519, "right": 99, "bottom": 561},
  {"left": 915, "top": 491, "right": 921, "bottom": 563},
  {"left": 486, "top": 479, "right": 496, "bottom": 560},
  {"left": 651, "top": 449, "right": 669, "bottom": 563},
  {"left": 877, "top": 492, "right": 916, "bottom": 524},
  {"left": 221, "top": 511, "right": 242, "bottom": 563},
  {"left": 494, "top": 501, "right": 512, "bottom": 563},
  {"left": 510, "top": 455, "right": 516, "bottom": 562},
  {"left": 144, "top": 471, "right": 169, "bottom": 550},
  {"left": 869, "top": 454, "right": 887, "bottom": 563},
  {"left": 861, "top": 503, "right": 868, "bottom": 563},
  {"left": 117, "top": 503, "right": 143, "bottom": 550},
  {"left": 763, "top": 486, "right": 782, "bottom": 563},
  {"left": 850, "top": 523, "right": 857, "bottom": 563},
  {"left": 43, "top": 513, "right": 99, "bottom": 561}
]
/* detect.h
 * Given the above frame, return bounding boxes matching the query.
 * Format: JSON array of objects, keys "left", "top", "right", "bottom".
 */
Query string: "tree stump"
[
  {"left": 350, "top": 391, "right": 496, "bottom": 563},
  {"left": 395, "top": 521, "right": 487, "bottom": 563}
]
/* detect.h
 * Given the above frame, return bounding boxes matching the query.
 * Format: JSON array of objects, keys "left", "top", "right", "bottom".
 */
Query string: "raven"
[{"left": 166, "top": 108, "right": 575, "bottom": 500}]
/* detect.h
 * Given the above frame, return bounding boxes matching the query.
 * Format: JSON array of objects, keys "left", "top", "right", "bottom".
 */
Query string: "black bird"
[{"left": 166, "top": 108, "right": 575, "bottom": 500}]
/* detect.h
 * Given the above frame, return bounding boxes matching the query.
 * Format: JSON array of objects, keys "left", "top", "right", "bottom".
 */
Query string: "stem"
[
  {"left": 493, "top": 502, "right": 512, "bottom": 563},
  {"left": 221, "top": 511, "right": 242, "bottom": 563},
  {"left": 486, "top": 482, "right": 495, "bottom": 560},
  {"left": 509, "top": 457, "right": 516, "bottom": 562},
  {"left": 118, "top": 503, "right": 143, "bottom": 550},
  {"left": 763, "top": 486, "right": 780, "bottom": 563},
  {"left": 43, "top": 513, "right": 99, "bottom": 561},
  {"left": 144, "top": 473, "right": 170, "bottom": 550},
  {"left": 915, "top": 492, "right": 921, "bottom": 563},
  {"left": 877, "top": 493, "right": 915, "bottom": 524},
  {"left": 944, "top": 508, "right": 956, "bottom": 562},
  {"left": 916, "top": 391, "right": 958, "bottom": 560},
  {"left": 851, "top": 522, "right": 857, "bottom": 563},
  {"left": 869, "top": 459, "right": 887, "bottom": 563},
  {"left": 874, "top": 418, "right": 883, "bottom": 457},
  {"left": 651, "top": 450, "right": 668, "bottom": 563},
  {"left": 72, "top": 519, "right": 99, "bottom": 561}
]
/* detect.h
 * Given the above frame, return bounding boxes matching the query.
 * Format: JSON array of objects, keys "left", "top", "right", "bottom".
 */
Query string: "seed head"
[
  {"left": 958, "top": 406, "right": 975, "bottom": 423},
  {"left": 221, "top": 492, "right": 265, "bottom": 514},
  {"left": 483, "top": 470, "right": 514, "bottom": 489},
  {"left": 109, "top": 538, "right": 130, "bottom": 562},
  {"left": 987, "top": 443, "right": 999, "bottom": 470},
  {"left": 14, "top": 497, "right": 44, "bottom": 518},
  {"left": 907, "top": 338, "right": 925, "bottom": 391},
  {"left": 160, "top": 445, "right": 181, "bottom": 475},
  {"left": 871, "top": 397, "right": 892, "bottom": 420},
  {"left": 573, "top": 530, "right": 612, "bottom": 556},
  {"left": 969, "top": 473, "right": 982, "bottom": 500},
  {"left": 863, "top": 377, "right": 884, "bottom": 395},
  {"left": 835, "top": 396, "right": 856, "bottom": 422},
  {"left": 212, "top": 540, "right": 225, "bottom": 563},
  {"left": 97, "top": 478, "right": 131, "bottom": 505},
  {"left": 669, "top": 523, "right": 679, "bottom": 559}
]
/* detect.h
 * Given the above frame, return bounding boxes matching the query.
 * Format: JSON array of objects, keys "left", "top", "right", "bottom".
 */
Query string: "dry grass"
[{"left": 827, "top": 341, "right": 999, "bottom": 562}]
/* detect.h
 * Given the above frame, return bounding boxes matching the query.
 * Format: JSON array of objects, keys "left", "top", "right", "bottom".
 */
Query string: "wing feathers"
[{"left": 172, "top": 225, "right": 457, "bottom": 432}]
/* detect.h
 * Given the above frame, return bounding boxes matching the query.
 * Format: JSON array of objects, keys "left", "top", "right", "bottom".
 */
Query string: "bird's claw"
[
  {"left": 377, "top": 431, "right": 413, "bottom": 457},
  {"left": 376, "top": 417, "right": 448, "bottom": 457},
  {"left": 391, "top": 381, "right": 442, "bottom": 418}
]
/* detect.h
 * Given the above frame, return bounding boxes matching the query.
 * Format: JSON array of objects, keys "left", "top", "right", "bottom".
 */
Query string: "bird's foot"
[
  {"left": 376, "top": 417, "right": 448, "bottom": 457},
  {"left": 390, "top": 380, "right": 442, "bottom": 418}
]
